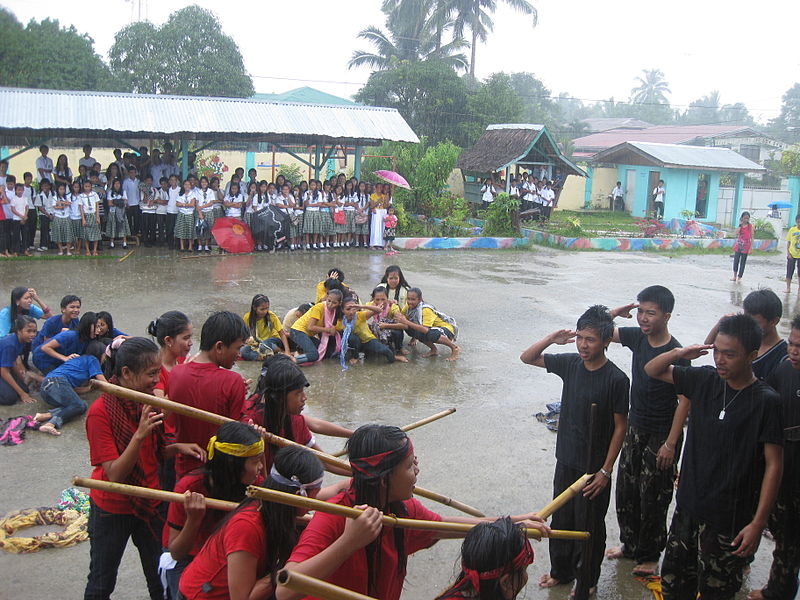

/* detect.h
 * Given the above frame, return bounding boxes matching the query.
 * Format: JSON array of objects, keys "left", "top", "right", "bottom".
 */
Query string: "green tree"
[
  {"left": 770, "top": 83, "right": 800, "bottom": 142},
  {"left": 109, "top": 5, "right": 254, "bottom": 97},
  {"left": 0, "top": 9, "right": 114, "bottom": 90},
  {"left": 460, "top": 72, "right": 524, "bottom": 144},
  {"left": 510, "top": 72, "right": 562, "bottom": 127},
  {"left": 682, "top": 90, "right": 721, "bottom": 124},
  {"left": 630, "top": 69, "right": 671, "bottom": 105},
  {"left": 780, "top": 145, "right": 800, "bottom": 175}
]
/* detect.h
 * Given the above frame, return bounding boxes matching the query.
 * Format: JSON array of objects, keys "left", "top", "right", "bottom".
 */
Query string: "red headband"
[
  {"left": 462, "top": 536, "right": 534, "bottom": 593},
  {"left": 350, "top": 438, "right": 413, "bottom": 480}
]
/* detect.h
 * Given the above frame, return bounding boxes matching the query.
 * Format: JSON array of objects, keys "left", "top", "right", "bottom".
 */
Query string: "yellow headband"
[{"left": 206, "top": 436, "right": 264, "bottom": 460}]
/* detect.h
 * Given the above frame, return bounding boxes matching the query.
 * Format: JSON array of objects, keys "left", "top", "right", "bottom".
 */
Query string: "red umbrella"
[
  {"left": 211, "top": 217, "right": 255, "bottom": 254},
  {"left": 374, "top": 170, "right": 411, "bottom": 190}
]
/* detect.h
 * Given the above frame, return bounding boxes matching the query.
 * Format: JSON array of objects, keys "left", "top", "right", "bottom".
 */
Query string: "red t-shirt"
[
  {"left": 166, "top": 362, "right": 246, "bottom": 477},
  {"left": 241, "top": 397, "right": 315, "bottom": 471},
  {"left": 85, "top": 394, "right": 161, "bottom": 515},
  {"left": 154, "top": 356, "right": 186, "bottom": 393},
  {"left": 179, "top": 505, "right": 268, "bottom": 600},
  {"left": 287, "top": 491, "right": 442, "bottom": 600},
  {"left": 162, "top": 472, "right": 226, "bottom": 554}
]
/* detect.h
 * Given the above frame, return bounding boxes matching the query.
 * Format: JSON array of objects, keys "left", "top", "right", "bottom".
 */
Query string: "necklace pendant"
[{"left": 718, "top": 409, "right": 725, "bottom": 420}]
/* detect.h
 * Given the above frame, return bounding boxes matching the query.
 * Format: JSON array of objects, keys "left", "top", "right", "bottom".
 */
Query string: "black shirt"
[
  {"left": 544, "top": 353, "right": 629, "bottom": 472},
  {"left": 766, "top": 360, "right": 800, "bottom": 493},
  {"left": 752, "top": 340, "right": 788, "bottom": 381},
  {"left": 619, "top": 327, "right": 689, "bottom": 434},
  {"left": 673, "top": 366, "right": 783, "bottom": 536}
]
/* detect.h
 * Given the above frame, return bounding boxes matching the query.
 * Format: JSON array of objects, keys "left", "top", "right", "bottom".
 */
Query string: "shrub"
[
  {"left": 277, "top": 163, "right": 305, "bottom": 186},
  {"left": 482, "top": 193, "right": 520, "bottom": 236},
  {"left": 753, "top": 218, "right": 777, "bottom": 240}
]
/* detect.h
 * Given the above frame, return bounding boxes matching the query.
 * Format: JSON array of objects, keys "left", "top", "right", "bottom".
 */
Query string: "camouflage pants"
[
  {"left": 661, "top": 508, "right": 747, "bottom": 600},
  {"left": 761, "top": 487, "right": 800, "bottom": 600},
  {"left": 615, "top": 425, "right": 681, "bottom": 563}
]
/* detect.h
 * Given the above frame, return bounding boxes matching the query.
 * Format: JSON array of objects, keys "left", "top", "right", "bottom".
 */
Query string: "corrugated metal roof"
[
  {"left": 593, "top": 141, "right": 766, "bottom": 172},
  {"left": 0, "top": 87, "right": 418, "bottom": 145},
  {"left": 252, "top": 87, "right": 357, "bottom": 106},
  {"left": 573, "top": 124, "right": 763, "bottom": 154}
]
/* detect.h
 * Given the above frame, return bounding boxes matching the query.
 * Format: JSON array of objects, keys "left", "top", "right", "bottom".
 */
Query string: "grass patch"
[
  {"left": 540, "top": 210, "right": 642, "bottom": 236},
  {"left": 1, "top": 254, "right": 117, "bottom": 261}
]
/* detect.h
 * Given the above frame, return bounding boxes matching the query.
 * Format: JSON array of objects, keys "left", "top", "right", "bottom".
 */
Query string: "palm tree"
[
  {"left": 449, "top": 0, "right": 538, "bottom": 78},
  {"left": 348, "top": 0, "right": 468, "bottom": 71},
  {"left": 630, "top": 69, "right": 671, "bottom": 105}
]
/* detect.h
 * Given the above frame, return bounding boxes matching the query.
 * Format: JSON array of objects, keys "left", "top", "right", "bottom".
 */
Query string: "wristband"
[
  {"left": 599, "top": 468, "right": 612, "bottom": 479},
  {"left": 663, "top": 442, "right": 674, "bottom": 452}
]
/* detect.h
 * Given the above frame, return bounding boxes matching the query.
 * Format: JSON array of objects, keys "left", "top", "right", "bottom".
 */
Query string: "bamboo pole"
[
  {"left": 331, "top": 408, "right": 456, "bottom": 458},
  {"left": 278, "top": 570, "right": 376, "bottom": 600},
  {"left": 90, "top": 381, "right": 485, "bottom": 517},
  {"left": 537, "top": 474, "right": 592, "bottom": 519},
  {"left": 73, "top": 476, "right": 238, "bottom": 511},
  {"left": 247, "top": 486, "right": 588, "bottom": 541}
]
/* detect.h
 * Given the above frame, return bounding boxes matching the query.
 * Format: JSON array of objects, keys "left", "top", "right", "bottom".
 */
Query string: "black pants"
[
  {"left": 141, "top": 212, "right": 156, "bottom": 245},
  {"left": 84, "top": 500, "right": 163, "bottom": 600},
  {"left": 24, "top": 208, "right": 38, "bottom": 248},
  {"left": 165, "top": 213, "right": 177, "bottom": 248},
  {"left": 786, "top": 256, "right": 799, "bottom": 281},
  {"left": 126, "top": 205, "right": 141, "bottom": 236},
  {"left": 654, "top": 201, "right": 664, "bottom": 219},
  {"left": 8, "top": 220, "right": 23, "bottom": 254},
  {"left": 733, "top": 252, "right": 748, "bottom": 277},
  {"left": 549, "top": 461, "right": 611, "bottom": 588},
  {"left": 155, "top": 214, "right": 167, "bottom": 245},
  {"left": 348, "top": 336, "right": 395, "bottom": 363},
  {"left": 0, "top": 220, "right": 9, "bottom": 254},
  {"left": 40, "top": 215, "right": 52, "bottom": 248}
]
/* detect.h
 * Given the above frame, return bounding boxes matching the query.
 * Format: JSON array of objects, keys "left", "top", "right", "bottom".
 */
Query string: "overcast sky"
[{"left": 4, "top": 0, "right": 799, "bottom": 122}]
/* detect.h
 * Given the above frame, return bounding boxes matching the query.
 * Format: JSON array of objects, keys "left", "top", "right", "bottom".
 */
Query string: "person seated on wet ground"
[
  {"left": 276, "top": 424, "right": 548, "bottom": 600},
  {"left": 435, "top": 517, "right": 534, "bottom": 600},
  {"left": 314, "top": 267, "right": 351, "bottom": 303},
  {"left": 748, "top": 314, "right": 800, "bottom": 600},
  {"left": 705, "top": 289, "right": 787, "bottom": 382},
  {"left": 644, "top": 314, "right": 783, "bottom": 600},
  {"left": 366, "top": 286, "right": 408, "bottom": 358},
  {"left": 341, "top": 294, "right": 407, "bottom": 366},
  {"left": 281, "top": 302, "right": 313, "bottom": 343},
  {"left": 520, "top": 305, "right": 629, "bottom": 597},
  {"left": 241, "top": 294, "right": 292, "bottom": 362},
  {"left": 32, "top": 294, "right": 81, "bottom": 349},
  {"left": 604, "top": 285, "right": 690, "bottom": 577},
  {"left": 376, "top": 264, "right": 411, "bottom": 312},
  {"left": 160, "top": 420, "right": 265, "bottom": 599},
  {"left": 94, "top": 310, "right": 128, "bottom": 343},
  {"left": 0, "top": 316, "right": 38, "bottom": 405},
  {"left": 179, "top": 446, "right": 324, "bottom": 600},
  {"left": 242, "top": 354, "right": 352, "bottom": 475},
  {"left": 32, "top": 311, "right": 98, "bottom": 376},
  {"left": 34, "top": 339, "right": 107, "bottom": 435},
  {"left": 0, "top": 286, "right": 52, "bottom": 337},
  {"left": 396, "top": 287, "right": 460, "bottom": 361},
  {"left": 167, "top": 311, "right": 249, "bottom": 480},
  {"left": 289, "top": 289, "right": 344, "bottom": 365}
]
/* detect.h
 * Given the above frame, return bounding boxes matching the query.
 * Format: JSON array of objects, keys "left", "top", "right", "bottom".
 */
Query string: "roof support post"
[
  {"left": 354, "top": 146, "right": 362, "bottom": 180},
  {"left": 272, "top": 143, "right": 315, "bottom": 170},
  {"left": 314, "top": 145, "right": 322, "bottom": 180},
  {"left": 245, "top": 152, "right": 255, "bottom": 179},
  {"left": 114, "top": 138, "right": 141, "bottom": 154},
  {"left": 584, "top": 166, "right": 594, "bottom": 209},
  {"left": 732, "top": 172, "right": 744, "bottom": 227},
  {"left": 192, "top": 141, "right": 216, "bottom": 154},
  {"left": 181, "top": 139, "right": 189, "bottom": 180}
]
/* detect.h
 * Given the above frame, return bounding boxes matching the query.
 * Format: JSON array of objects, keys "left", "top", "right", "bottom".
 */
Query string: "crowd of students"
[
  {"left": 1, "top": 273, "right": 798, "bottom": 600},
  {"left": 0, "top": 145, "right": 402, "bottom": 257}
]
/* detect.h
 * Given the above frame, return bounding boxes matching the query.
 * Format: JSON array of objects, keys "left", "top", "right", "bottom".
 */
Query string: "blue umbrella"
[{"left": 768, "top": 202, "right": 793, "bottom": 209}]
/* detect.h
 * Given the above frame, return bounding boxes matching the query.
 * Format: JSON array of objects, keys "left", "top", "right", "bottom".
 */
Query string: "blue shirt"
[
  {"left": 33, "top": 315, "right": 79, "bottom": 349},
  {"left": 0, "top": 333, "right": 24, "bottom": 368},
  {"left": 45, "top": 355, "right": 103, "bottom": 387},
  {"left": 32, "top": 329, "right": 88, "bottom": 372},
  {"left": 0, "top": 304, "right": 44, "bottom": 336}
]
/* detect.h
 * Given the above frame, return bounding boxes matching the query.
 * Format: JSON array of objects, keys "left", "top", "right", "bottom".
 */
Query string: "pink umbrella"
[{"left": 374, "top": 170, "right": 411, "bottom": 190}]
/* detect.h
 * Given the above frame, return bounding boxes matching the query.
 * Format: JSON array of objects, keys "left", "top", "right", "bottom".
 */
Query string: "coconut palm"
[
  {"left": 630, "top": 69, "right": 671, "bottom": 105},
  {"left": 450, "top": 0, "right": 538, "bottom": 78}
]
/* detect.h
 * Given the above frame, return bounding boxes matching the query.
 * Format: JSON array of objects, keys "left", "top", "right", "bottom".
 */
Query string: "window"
[{"left": 738, "top": 145, "right": 760, "bottom": 162}]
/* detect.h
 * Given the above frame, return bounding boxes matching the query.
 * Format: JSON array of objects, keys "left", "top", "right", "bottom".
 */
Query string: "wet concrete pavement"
[{"left": 0, "top": 246, "right": 792, "bottom": 599}]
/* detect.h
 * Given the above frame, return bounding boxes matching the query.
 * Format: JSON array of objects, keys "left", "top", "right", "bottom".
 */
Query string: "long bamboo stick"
[
  {"left": 91, "top": 380, "right": 485, "bottom": 517},
  {"left": 537, "top": 474, "right": 592, "bottom": 519},
  {"left": 331, "top": 408, "right": 456, "bottom": 458},
  {"left": 277, "top": 570, "right": 377, "bottom": 600},
  {"left": 72, "top": 476, "right": 312, "bottom": 524},
  {"left": 247, "top": 485, "right": 588, "bottom": 541}
]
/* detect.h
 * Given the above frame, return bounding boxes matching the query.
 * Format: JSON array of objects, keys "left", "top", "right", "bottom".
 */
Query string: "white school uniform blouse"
[
  {"left": 250, "top": 194, "right": 269, "bottom": 212},
  {"left": 343, "top": 193, "right": 357, "bottom": 211},
  {"left": 154, "top": 188, "right": 169, "bottom": 215},
  {"left": 273, "top": 194, "right": 292, "bottom": 213},
  {"left": 197, "top": 188, "right": 216, "bottom": 214},
  {"left": 224, "top": 194, "right": 243, "bottom": 217},
  {"left": 303, "top": 191, "right": 322, "bottom": 211},
  {"left": 177, "top": 191, "right": 196, "bottom": 215},
  {"left": 68, "top": 193, "right": 83, "bottom": 219},
  {"left": 38, "top": 191, "right": 56, "bottom": 215},
  {"left": 79, "top": 192, "right": 100, "bottom": 215},
  {"left": 23, "top": 186, "right": 35, "bottom": 209},
  {"left": 10, "top": 195, "right": 27, "bottom": 220},
  {"left": 52, "top": 196, "right": 70, "bottom": 218},
  {"left": 167, "top": 186, "right": 181, "bottom": 214}
]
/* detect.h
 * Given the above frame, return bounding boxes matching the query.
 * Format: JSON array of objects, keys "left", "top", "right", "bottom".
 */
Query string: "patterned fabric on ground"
[
  {"left": 58, "top": 488, "right": 91, "bottom": 514},
  {"left": 0, "top": 415, "right": 40, "bottom": 446},
  {"left": 0, "top": 507, "right": 88, "bottom": 553}
]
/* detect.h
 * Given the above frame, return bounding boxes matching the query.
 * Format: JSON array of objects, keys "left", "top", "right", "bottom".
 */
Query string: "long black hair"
[
  {"left": 246, "top": 294, "right": 271, "bottom": 336},
  {"left": 379, "top": 265, "right": 411, "bottom": 302},
  {"left": 105, "top": 337, "right": 160, "bottom": 379},
  {"left": 345, "top": 425, "right": 410, "bottom": 596},
  {"left": 254, "top": 354, "right": 308, "bottom": 441},
  {"left": 435, "top": 517, "right": 529, "bottom": 600},
  {"left": 147, "top": 311, "right": 191, "bottom": 347},
  {"left": 76, "top": 311, "right": 98, "bottom": 343},
  {"left": 204, "top": 421, "right": 262, "bottom": 502},
  {"left": 9, "top": 287, "right": 29, "bottom": 322}
]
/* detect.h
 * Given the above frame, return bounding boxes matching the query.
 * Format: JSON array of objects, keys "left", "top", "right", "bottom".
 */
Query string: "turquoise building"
[{"left": 591, "top": 141, "right": 765, "bottom": 224}]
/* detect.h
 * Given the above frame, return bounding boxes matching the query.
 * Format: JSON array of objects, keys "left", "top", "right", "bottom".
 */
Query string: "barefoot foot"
[
  {"left": 421, "top": 350, "right": 438, "bottom": 358},
  {"left": 605, "top": 546, "right": 626, "bottom": 560},
  {"left": 39, "top": 423, "right": 61, "bottom": 436},
  {"left": 394, "top": 355, "right": 409, "bottom": 363},
  {"left": 632, "top": 561, "right": 659, "bottom": 576},
  {"left": 747, "top": 589, "right": 766, "bottom": 600},
  {"left": 539, "top": 574, "right": 564, "bottom": 588},
  {"left": 446, "top": 345, "right": 460, "bottom": 361},
  {"left": 34, "top": 412, "right": 52, "bottom": 422},
  {"left": 348, "top": 358, "right": 359, "bottom": 366}
]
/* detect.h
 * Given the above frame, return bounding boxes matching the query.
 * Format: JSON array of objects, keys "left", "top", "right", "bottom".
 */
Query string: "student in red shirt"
[
  {"left": 243, "top": 354, "right": 352, "bottom": 474},
  {"left": 162, "top": 420, "right": 264, "bottom": 600},
  {"left": 167, "top": 311, "right": 249, "bottom": 478},
  {"left": 83, "top": 337, "right": 205, "bottom": 600},
  {"left": 179, "top": 446, "right": 325, "bottom": 600},
  {"left": 150, "top": 310, "right": 193, "bottom": 399},
  {"left": 278, "top": 425, "right": 548, "bottom": 600},
  {"left": 435, "top": 517, "right": 534, "bottom": 600}
]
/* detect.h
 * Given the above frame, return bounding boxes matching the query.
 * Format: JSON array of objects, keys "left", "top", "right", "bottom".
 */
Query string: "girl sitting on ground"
[
  {"left": 289, "top": 290, "right": 344, "bottom": 365},
  {"left": 377, "top": 264, "right": 411, "bottom": 310},
  {"left": 241, "top": 294, "right": 291, "bottom": 361},
  {"left": 367, "top": 286, "right": 408, "bottom": 357},
  {"left": 0, "top": 316, "right": 38, "bottom": 405},
  {"left": 33, "top": 311, "right": 98, "bottom": 375},
  {"left": 0, "top": 286, "right": 52, "bottom": 337},
  {"left": 95, "top": 310, "right": 127, "bottom": 342},
  {"left": 341, "top": 294, "right": 407, "bottom": 366},
  {"left": 397, "top": 287, "right": 460, "bottom": 361}
]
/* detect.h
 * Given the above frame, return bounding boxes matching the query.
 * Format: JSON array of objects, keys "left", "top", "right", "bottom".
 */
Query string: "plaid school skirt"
[
  {"left": 81, "top": 218, "right": 102, "bottom": 242},
  {"left": 354, "top": 212, "right": 370, "bottom": 235},
  {"left": 174, "top": 212, "right": 196, "bottom": 239},
  {"left": 290, "top": 213, "right": 304, "bottom": 239},
  {"left": 303, "top": 211, "right": 324, "bottom": 235},
  {"left": 334, "top": 211, "right": 350, "bottom": 234},
  {"left": 70, "top": 219, "right": 83, "bottom": 240},
  {"left": 105, "top": 208, "right": 130, "bottom": 238},
  {"left": 51, "top": 217, "right": 74, "bottom": 243}
]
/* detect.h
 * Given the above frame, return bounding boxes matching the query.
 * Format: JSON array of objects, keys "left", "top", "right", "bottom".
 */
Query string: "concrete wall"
[
  {"left": 556, "top": 167, "right": 617, "bottom": 210},
  {"left": 717, "top": 187, "right": 792, "bottom": 227}
]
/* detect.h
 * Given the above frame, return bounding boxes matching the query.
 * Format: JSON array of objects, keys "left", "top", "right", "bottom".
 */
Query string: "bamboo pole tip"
[{"left": 277, "top": 570, "right": 289, "bottom": 585}]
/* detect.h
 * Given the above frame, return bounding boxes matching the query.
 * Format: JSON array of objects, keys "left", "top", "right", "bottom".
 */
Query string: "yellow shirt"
[
  {"left": 315, "top": 280, "right": 351, "bottom": 303},
  {"left": 403, "top": 306, "right": 454, "bottom": 334},
  {"left": 376, "top": 284, "right": 407, "bottom": 311},
  {"left": 291, "top": 302, "right": 343, "bottom": 336},
  {"left": 787, "top": 226, "right": 800, "bottom": 259},
  {"left": 242, "top": 311, "right": 282, "bottom": 341},
  {"left": 352, "top": 310, "right": 376, "bottom": 342},
  {"left": 366, "top": 301, "right": 402, "bottom": 320}
]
